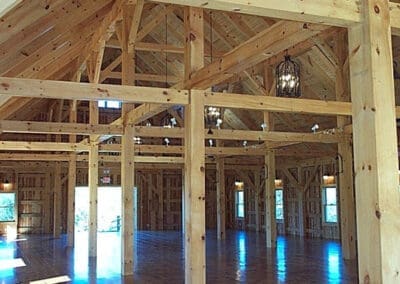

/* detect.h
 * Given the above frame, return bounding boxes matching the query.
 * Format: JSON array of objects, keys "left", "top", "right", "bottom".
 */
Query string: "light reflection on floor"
[
  {"left": 325, "top": 241, "right": 341, "bottom": 283},
  {"left": 276, "top": 236, "right": 287, "bottom": 282},
  {"left": 0, "top": 231, "right": 358, "bottom": 283},
  {"left": 72, "top": 232, "right": 121, "bottom": 281},
  {"left": 235, "top": 231, "right": 247, "bottom": 281},
  {"left": 0, "top": 240, "right": 16, "bottom": 279}
]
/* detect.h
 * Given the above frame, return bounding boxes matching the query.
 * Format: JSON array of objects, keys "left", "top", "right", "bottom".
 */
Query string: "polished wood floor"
[{"left": 0, "top": 230, "right": 358, "bottom": 283}]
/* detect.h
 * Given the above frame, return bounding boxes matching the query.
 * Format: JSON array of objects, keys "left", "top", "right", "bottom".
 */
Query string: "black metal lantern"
[
  {"left": 276, "top": 55, "right": 301, "bottom": 98},
  {"left": 204, "top": 106, "right": 223, "bottom": 134}
]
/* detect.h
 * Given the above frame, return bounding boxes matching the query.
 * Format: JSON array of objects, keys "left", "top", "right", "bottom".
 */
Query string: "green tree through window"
[{"left": 0, "top": 193, "right": 16, "bottom": 222}]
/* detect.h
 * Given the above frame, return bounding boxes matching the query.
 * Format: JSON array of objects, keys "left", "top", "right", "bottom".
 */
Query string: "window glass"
[
  {"left": 275, "top": 189, "right": 284, "bottom": 220},
  {"left": 106, "top": 100, "right": 121, "bottom": 109},
  {"left": 236, "top": 190, "right": 244, "bottom": 218},
  {"left": 98, "top": 100, "right": 121, "bottom": 109},
  {"left": 0, "top": 193, "right": 16, "bottom": 222},
  {"left": 322, "top": 187, "right": 338, "bottom": 223}
]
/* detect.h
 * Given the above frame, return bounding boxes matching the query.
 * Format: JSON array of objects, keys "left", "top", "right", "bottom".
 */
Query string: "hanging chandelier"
[
  {"left": 204, "top": 106, "right": 223, "bottom": 134},
  {"left": 276, "top": 54, "right": 301, "bottom": 98}
]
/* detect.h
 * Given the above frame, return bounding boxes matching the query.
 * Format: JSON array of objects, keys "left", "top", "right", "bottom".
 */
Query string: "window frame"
[
  {"left": 275, "top": 188, "right": 284, "bottom": 222},
  {"left": 321, "top": 185, "right": 338, "bottom": 224},
  {"left": 235, "top": 189, "right": 245, "bottom": 219},
  {"left": 0, "top": 191, "right": 17, "bottom": 223}
]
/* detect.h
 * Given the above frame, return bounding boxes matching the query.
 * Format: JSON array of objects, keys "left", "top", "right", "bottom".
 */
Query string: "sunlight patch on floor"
[
  {"left": 30, "top": 275, "right": 71, "bottom": 284},
  {"left": 0, "top": 258, "right": 25, "bottom": 270}
]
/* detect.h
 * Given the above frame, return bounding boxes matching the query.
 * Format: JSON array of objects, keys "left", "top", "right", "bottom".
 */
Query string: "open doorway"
[{"left": 75, "top": 186, "right": 121, "bottom": 232}]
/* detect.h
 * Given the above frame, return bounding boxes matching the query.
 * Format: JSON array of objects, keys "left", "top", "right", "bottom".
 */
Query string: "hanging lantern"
[
  {"left": 204, "top": 106, "right": 224, "bottom": 134},
  {"left": 276, "top": 55, "right": 301, "bottom": 98}
]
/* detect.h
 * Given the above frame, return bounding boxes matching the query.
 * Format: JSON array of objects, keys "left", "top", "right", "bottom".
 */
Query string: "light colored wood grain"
[{"left": 349, "top": 0, "right": 400, "bottom": 282}]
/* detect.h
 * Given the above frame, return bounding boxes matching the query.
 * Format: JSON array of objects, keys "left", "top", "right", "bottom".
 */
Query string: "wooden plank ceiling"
[{"left": 0, "top": 0, "right": 363, "bottom": 158}]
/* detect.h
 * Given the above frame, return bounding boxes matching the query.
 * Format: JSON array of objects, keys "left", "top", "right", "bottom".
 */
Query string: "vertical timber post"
[
  {"left": 348, "top": 0, "right": 400, "bottom": 282},
  {"left": 334, "top": 30, "right": 357, "bottom": 260},
  {"left": 184, "top": 90, "right": 206, "bottom": 283}
]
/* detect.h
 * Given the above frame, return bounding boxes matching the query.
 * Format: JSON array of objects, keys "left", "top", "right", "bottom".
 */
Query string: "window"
[
  {"left": 0, "top": 193, "right": 16, "bottom": 222},
  {"left": 322, "top": 186, "right": 338, "bottom": 223},
  {"left": 235, "top": 190, "right": 244, "bottom": 218},
  {"left": 275, "top": 189, "right": 284, "bottom": 220},
  {"left": 98, "top": 100, "right": 121, "bottom": 109}
]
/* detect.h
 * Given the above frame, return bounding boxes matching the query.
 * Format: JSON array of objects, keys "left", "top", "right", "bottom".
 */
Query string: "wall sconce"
[
  {"left": 261, "top": 123, "right": 267, "bottom": 131},
  {"left": 3, "top": 179, "right": 12, "bottom": 190},
  {"left": 311, "top": 123, "right": 319, "bottom": 133},
  {"left": 133, "top": 136, "right": 143, "bottom": 145},
  {"left": 274, "top": 179, "right": 283, "bottom": 188},
  {"left": 323, "top": 175, "right": 336, "bottom": 185},
  {"left": 235, "top": 180, "right": 244, "bottom": 190}
]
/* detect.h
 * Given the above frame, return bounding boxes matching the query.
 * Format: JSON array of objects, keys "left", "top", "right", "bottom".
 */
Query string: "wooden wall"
[
  {"left": 279, "top": 159, "right": 340, "bottom": 239},
  {"left": 0, "top": 157, "right": 341, "bottom": 240},
  {"left": 0, "top": 164, "right": 68, "bottom": 235}
]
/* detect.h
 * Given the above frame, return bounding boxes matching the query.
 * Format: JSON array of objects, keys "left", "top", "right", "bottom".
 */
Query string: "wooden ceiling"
[{"left": 1, "top": 0, "right": 386, "bottom": 158}]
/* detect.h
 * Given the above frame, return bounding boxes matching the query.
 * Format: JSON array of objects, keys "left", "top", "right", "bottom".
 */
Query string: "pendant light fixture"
[
  {"left": 276, "top": 52, "right": 301, "bottom": 98},
  {"left": 205, "top": 106, "right": 223, "bottom": 134}
]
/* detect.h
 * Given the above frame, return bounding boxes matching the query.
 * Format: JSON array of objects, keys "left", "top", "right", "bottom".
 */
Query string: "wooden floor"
[{"left": 0, "top": 230, "right": 358, "bottom": 283}]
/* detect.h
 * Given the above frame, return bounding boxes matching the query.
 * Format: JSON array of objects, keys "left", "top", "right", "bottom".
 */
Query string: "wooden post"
[
  {"left": 184, "top": 7, "right": 206, "bottom": 283},
  {"left": 216, "top": 155, "right": 226, "bottom": 240},
  {"left": 67, "top": 153, "right": 76, "bottom": 247},
  {"left": 53, "top": 161, "right": 61, "bottom": 238},
  {"left": 157, "top": 170, "right": 164, "bottom": 230},
  {"left": 254, "top": 170, "right": 260, "bottom": 232},
  {"left": 181, "top": 168, "right": 185, "bottom": 234},
  {"left": 119, "top": 1, "right": 144, "bottom": 274},
  {"left": 67, "top": 73, "right": 78, "bottom": 246},
  {"left": 121, "top": 119, "right": 135, "bottom": 275},
  {"left": 297, "top": 189, "right": 305, "bottom": 236},
  {"left": 265, "top": 150, "right": 276, "bottom": 247},
  {"left": 44, "top": 172, "right": 51, "bottom": 233},
  {"left": 87, "top": 40, "right": 100, "bottom": 257},
  {"left": 184, "top": 91, "right": 206, "bottom": 283},
  {"left": 88, "top": 142, "right": 98, "bottom": 257},
  {"left": 348, "top": 0, "right": 400, "bottom": 282},
  {"left": 264, "top": 64, "right": 276, "bottom": 248},
  {"left": 334, "top": 30, "right": 356, "bottom": 260}
]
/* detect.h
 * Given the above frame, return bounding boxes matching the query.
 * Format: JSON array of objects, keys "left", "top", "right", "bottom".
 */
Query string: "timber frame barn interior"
[{"left": 0, "top": 0, "right": 400, "bottom": 283}]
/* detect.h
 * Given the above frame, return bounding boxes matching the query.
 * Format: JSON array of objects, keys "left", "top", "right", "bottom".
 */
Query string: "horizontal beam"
[
  {"left": 104, "top": 72, "right": 180, "bottom": 83},
  {"left": 78, "top": 154, "right": 183, "bottom": 164},
  {"left": 0, "top": 141, "right": 90, "bottom": 152},
  {"left": 0, "top": 153, "right": 182, "bottom": 163},
  {"left": 100, "top": 143, "right": 264, "bottom": 156},
  {"left": 201, "top": 90, "right": 352, "bottom": 116},
  {"left": 0, "top": 153, "right": 262, "bottom": 166},
  {"left": 0, "top": 77, "right": 189, "bottom": 105},
  {"left": 135, "top": 126, "right": 345, "bottom": 143},
  {"left": 0, "top": 153, "right": 69, "bottom": 161},
  {"left": 105, "top": 40, "right": 185, "bottom": 53},
  {"left": 0, "top": 120, "right": 123, "bottom": 135},
  {"left": 151, "top": 0, "right": 361, "bottom": 27}
]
